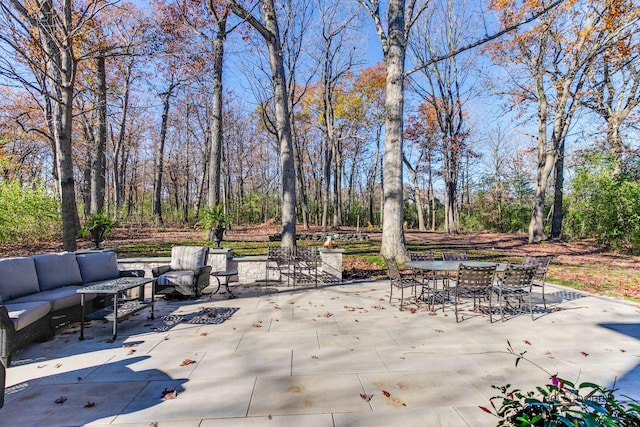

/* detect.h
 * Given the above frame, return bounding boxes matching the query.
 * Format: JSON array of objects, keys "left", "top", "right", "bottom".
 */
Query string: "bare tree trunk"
[
  {"left": 332, "top": 138, "right": 342, "bottom": 228},
  {"left": 208, "top": 14, "right": 227, "bottom": 208},
  {"left": 38, "top": 0, "right": 79, "bottom": 250},
  {"left": 227, "top": 0, "right": 297, "bottom": 247},
  {"left": 114, "top": 57, "right": 133, "bottom": 210},
  {"left": 153, "top": 83, "right": 178, "bottom": 225},
  {"left": 90, "top": 53, "right": 107, "bottom": 214},
  {"left": 403, "top": 155, "right": 425, "bottom": 231}
]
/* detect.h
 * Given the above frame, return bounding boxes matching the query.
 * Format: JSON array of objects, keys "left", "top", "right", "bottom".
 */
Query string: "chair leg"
[
  {"left": 488, "top": 291, "right": 493, "bottom": 323},
  {"left": 530, "top": 291, "right": 534, "bottom": 320}
]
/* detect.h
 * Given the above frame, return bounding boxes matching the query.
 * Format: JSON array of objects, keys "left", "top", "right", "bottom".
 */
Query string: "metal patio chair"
[
  {"left": 265, "top": 246, "right": 292, "bottom": 286},
  {"left": 454, "top": 263, "right": 497, "bottom": 322},
  {"left": 383, "top": 256, "right": 422, "bottom": 311},
  {"left": 292, "top": 246, "right": 318, "bottom": 286},
  {"left": 522, "top": 255, "right": 553, "bottom": 309},
  {"left": 493, "top": 264, "right": 537, "bottom": 321}
]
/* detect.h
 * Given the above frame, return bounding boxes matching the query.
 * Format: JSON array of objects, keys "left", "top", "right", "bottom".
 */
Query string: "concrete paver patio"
[{"left": 2, "top": 280, "right": 639, "bottom": 426}]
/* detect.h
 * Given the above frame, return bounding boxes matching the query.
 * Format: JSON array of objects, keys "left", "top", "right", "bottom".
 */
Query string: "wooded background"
[{"left": 0, "top": 0, "right": 638, "bottom": 256}]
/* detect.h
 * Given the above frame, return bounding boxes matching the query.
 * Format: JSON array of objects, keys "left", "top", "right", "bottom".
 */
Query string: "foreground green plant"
[{"left": 481, "top": 341, "right": 640, "bottom": 426}]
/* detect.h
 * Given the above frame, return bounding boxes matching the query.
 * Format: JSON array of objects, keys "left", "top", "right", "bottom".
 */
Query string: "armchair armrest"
[
  {"left": 152, "top": 265, "right": 172, "bottom": 277},
  {"left": 196, "top": 265, "right": 212, "bottom": 276},
  {"left": 119, "top": 269, "right": 145, "bottom": 278}
]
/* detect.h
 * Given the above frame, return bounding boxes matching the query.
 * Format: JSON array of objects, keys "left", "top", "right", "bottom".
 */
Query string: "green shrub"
[
  {"left": 565, "top": 154, "right": 640, "bottom": 252},
  {"left": 481, "top": 341, "right": 640, "bottom": 426},
  {"left": 0, "top": 180, "right": 60, "bottom": 243}
]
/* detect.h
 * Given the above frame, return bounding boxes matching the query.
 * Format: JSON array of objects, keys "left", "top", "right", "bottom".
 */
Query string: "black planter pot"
[
  {"left": 212, "top": 226, "right": 225, "bottom": 248},
  {"left": 89, "top": 228, "right": 106, "bottom": 250}
]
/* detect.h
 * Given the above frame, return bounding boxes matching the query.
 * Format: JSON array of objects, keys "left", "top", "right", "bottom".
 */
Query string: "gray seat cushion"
[
  {"left": 157, "top": 271, "right": 196, "bottom": 296},
  {"left": 5, "top": 301, "right": 51, "bottom": 331},
  {"left": 76, "top": 252, "right": 120, "bottom": 284},
  {"left": 32, "top": 253, "right": 83, "bottom": 291},
  {"left": 0, "top": 257, "right": 41, "bottom": 302},
  {"left": 11, "top": 286, "right": 96, "bottom": 312}
]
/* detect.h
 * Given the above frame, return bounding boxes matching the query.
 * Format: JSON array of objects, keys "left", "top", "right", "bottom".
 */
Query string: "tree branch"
[{"left": 405, "top": 0, "right": 565, "bottom": 76}]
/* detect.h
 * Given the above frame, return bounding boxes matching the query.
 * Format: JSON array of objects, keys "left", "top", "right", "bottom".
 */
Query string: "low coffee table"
[
  {"left": 210, "top": 270, "right": 238, "bottom": 295},
  {"left": 77, "top": 277, "right": 156, "bottom": 342}
]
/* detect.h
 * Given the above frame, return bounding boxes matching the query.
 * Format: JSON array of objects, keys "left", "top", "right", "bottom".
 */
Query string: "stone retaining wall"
[{"left": 118, "top": 247, "right": 344, "bottom": 284}]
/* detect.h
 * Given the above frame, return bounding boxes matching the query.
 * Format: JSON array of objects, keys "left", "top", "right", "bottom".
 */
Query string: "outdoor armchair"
[{"left": 152, "top": 246, "right": 211, "bottom": 298}]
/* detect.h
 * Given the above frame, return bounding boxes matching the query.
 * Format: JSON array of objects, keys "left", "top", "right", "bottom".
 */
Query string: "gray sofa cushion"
[
  {"left": 5, "top": 301, "right": 51, "bottom": 331},
  {"left": 11, "top": 286, "right": 96, "bottom": 312},
  {"left": 0, "top": 257, "right": 41, "bottom": 301},
  {"left": 32, "top": 253, "right": 83, "bottom": 291},
  {"left": 76, "top": 251, "right": 120, "bottom": 284}
]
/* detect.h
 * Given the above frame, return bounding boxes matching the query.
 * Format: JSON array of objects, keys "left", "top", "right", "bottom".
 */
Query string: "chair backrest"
[
  {"left": 442, "top": 252, "right": 468, "bottom": 261},
  {"left": 457, "top": 264, "right": 496, "bottom": 289},
  {"left": 295, "top": 247, "right": 317, "bottom": 262},
  {"left": 170, "top": 246, "right": 209, "bottom": 271},
  {"left": 268, "top": 246, "right": 291, "bottom": 262},
  {"left": 409, "top": 251, "right": 434, "bottom": 261},
  {"left": 501, "top": 264, "right": 537, "bottom": 290},
  {"left": 522, "top": 255, "right": 553, "bottom": 279},
  {"left": 382, "top": 256, "right": 401, "bottom": 281}
]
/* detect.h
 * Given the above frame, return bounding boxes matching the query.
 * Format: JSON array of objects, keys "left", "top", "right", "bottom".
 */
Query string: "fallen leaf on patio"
[
  {"left": 200, "top": 332, "right": 209, "bottom": 336},
  {"left": 581, "top": 351, "right": 589, "bottom": 357},
  {"left": 180, "top": 359, "right": 196, "bottom": 366},
  {"left": 37, "top": 364, "right": 47, "bottom": 368},
  {"left": 523, "top": 340, "right": 532, "bottom": 345},
  {"left": 371, "top": 305, "right": 384, "bottom": 310},
  {"left": 54, "top": 363, "right": 62, "bottom": 368},
  {"left": 355, "top": 319, "right": 359, "bottom": 322},
  {"left": 620, "top": 349, "right": 626, "bottom": 352},
  {"left": 434, "top": 329, "right": 444, "bottom": 333},
  {"left": 128, "top": 349, "right": 137, "bottom": 355},
  {"left": 163, "top": 336, "right": 170, "bottom": 340},
  {"left": 428, "top": 311, "right": 437, "bottom": 316},
  {"left": 84, "top": 401, "right": 96, "bottom": 408},
  {"left": 323, "top": 312, "right": 333, "bottom": 318},
  {"left": 55, "top": 396, "right": 68, "bottom": 404},
  {"left": 273, "top": 305, "right": 281, "bottom": 310},
  {"left": 267, "top": 414, "right": 272, "bottom": 420},
  {"left": 150, "top": 422, "right": 159, "bottom": 427},
  {"left": 252, "top": 322, "right": 263, "bottom": 328},
  {"left": 382, "top": 390, "right": 391, "bottom": 398},
  {"left": 311, "top": 355, "right": 319, "bottom": 359},
  {"left": 360, "top": 393, "right": 373, "bottom": 402},
  {"left": 161, "top": 387, "right": 178, "bottom": 400},
  {"left": 410, "top": 308, "right": 417, "bottom": 314}
]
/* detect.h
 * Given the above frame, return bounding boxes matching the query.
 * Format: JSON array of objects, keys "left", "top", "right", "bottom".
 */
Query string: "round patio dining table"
[
  {"left": 405, "top": 260, "right": 508, "bottom": 311},
  {"left": 405, "top": 260, "right": 508, "bottom": 272}
]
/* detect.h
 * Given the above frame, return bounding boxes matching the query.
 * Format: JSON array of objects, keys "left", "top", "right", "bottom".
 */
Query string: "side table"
[{"left": 210, "top": 270, "right": 238, "bottom": 295}]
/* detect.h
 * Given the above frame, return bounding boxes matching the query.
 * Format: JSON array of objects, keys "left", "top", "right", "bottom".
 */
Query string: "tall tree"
[
  {"left": 355, "top": 0, "right": 430, "bottom": 261},
  {"left": 410, "top": 0, "right": 475, "bottom": 234},
  {"left": 227, "top": 0, "right": 297, "bottom": 247},
  {"left": 316, "top": 1, "right": 359, "bottom": 231},
  {"left": 0, "top": 0, "right": 108, "bottom": 250},
  {"left": 490, "top": 0, "right": 640, "bottom": 242}
]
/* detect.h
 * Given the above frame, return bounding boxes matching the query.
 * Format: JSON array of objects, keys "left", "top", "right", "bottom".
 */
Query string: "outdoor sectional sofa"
[{"left": 0, "top": 251, "right": 144, "bottom": 367}]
